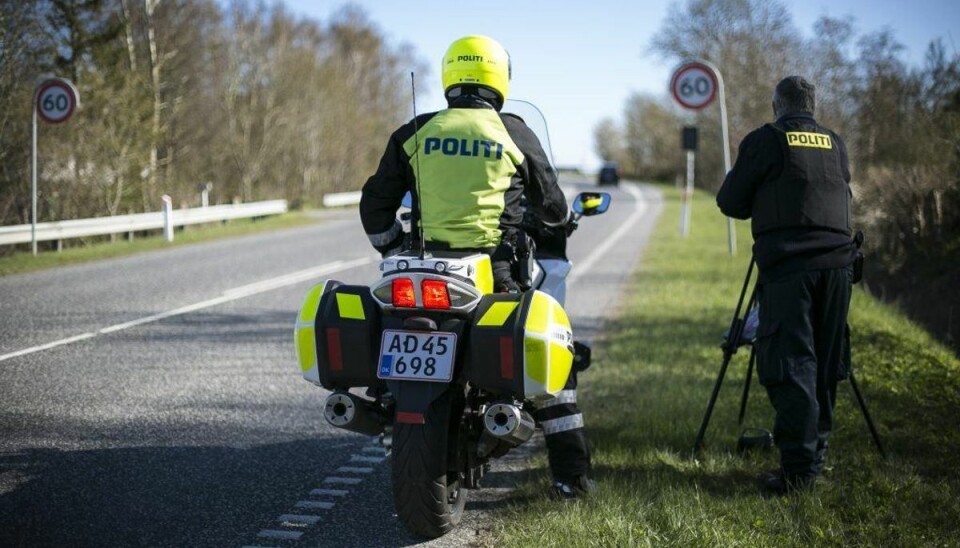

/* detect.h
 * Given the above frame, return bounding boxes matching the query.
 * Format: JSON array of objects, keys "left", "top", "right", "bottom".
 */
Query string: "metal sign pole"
[
  {"left": 714, "top": 67, "right": 737, "bottom": 256},
  {"left": 31, "top": 95, "right": 38, "bottom": 256}
]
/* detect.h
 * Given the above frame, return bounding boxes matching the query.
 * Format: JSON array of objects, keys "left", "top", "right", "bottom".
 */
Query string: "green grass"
[
  {"left": 489, "top": 185, "right": 960, "bottom": 547},
  {"left": 0, "top": 212, "right": 319, "bottom": 277}
]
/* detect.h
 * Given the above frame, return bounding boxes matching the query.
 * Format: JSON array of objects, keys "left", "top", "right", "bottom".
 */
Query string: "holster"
[{"left": 492, "top": 230, "right": 535, "bottom": 291}]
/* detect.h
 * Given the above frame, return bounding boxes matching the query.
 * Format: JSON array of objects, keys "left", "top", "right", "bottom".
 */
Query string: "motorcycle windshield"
[{"left": 502, "top": 99, "right": 556, "bottom": 172}]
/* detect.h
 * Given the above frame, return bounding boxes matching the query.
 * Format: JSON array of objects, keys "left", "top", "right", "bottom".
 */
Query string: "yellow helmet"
[{"left": 442, "top": 35, "right": 511, "bottom": 103}]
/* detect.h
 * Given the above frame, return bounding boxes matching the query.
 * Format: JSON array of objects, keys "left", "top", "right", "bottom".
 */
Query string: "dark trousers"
[
  {"left": 755, "top": 267, "right": 852, "bottom": 480},
  {"left": 532, "top": 371, "right": 591, "bottom": 482}
]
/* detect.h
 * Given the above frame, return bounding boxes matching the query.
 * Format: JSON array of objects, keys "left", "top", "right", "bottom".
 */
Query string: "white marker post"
[
  {"left": 161, "top": 195, "right": 174, "bottom": 242},
  {"left": 32, "top": 78, "right": 80, "bottom": 255},
  {"left": 681, "top": 127, "right": 698, "bottom": 236},
  {"left": 670, "top": 61, "right": 736, "bottom": 255}
]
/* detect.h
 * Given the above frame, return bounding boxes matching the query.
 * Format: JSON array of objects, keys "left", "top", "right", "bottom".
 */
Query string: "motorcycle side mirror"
[
  {"left": 572, "top": 192, "right": 611, "bottom": 216},
  {"left": 401, "top": 192, "right": 413, "bottom": 209}
]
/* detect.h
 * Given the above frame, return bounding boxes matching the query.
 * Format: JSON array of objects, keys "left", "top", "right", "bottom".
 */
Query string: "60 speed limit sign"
[
  {"left": 670, "top": 62, "right": 718, "bottom": 110},
  {"left": 36, "top": 78, "right": 79, "bottom": 124}
]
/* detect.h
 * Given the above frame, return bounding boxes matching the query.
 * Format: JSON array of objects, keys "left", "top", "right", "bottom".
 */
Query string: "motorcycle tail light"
[
  {"left": 421, "top": 279, "right": 450, "bottom": 310},
  {"left": 392, "top": 278, "right": 416, "bottom": 307}
]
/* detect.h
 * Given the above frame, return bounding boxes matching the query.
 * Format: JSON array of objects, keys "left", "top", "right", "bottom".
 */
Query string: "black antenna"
[{"left": 410, "top": 72, "right": 427, "bottom": 260}]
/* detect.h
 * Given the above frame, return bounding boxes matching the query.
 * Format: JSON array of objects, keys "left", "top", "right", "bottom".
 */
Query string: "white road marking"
[
  {"left": 568, "top": 183, "right": 648, "bottom": 288},
  {"left": 350, "top": 455, "right": 385, "bottom": 464},
  {"left": 279, "top": 514, "right": 321, "bottom": 525},
  {"left": 295, "top": 500, "right": 335, "bottom": 510},
  {"left": 361, "top": 446, "right": 387, "bottom": 454},
  {"left": 0, "top": 256, "right": 373, "bottom": 363},
  {"left": 0, "top": 332, "right": 97, "bottom": 362},
  {"left": 257, "top": 529, "right": 303, "bottom": 540},
  {"left": 310, "top": 488, "right": 349, "bottom": 497},
  {"left": 323, "top": 476, "right": 362, "bottom": 485},
  {"left": 336, "top": 466, "right": 374, "bottom": 474}
]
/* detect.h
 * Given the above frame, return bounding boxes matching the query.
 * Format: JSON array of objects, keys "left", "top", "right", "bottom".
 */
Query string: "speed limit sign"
[
  {"left": 36, "top": 78, "right": 79, "bottom": 124},
  {"left": 670, "top": 62, "right": 718, "bottom": 110}
]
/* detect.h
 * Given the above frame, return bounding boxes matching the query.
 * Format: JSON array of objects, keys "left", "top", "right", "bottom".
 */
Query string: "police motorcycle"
[{"left": 293, "top": 100, "right": 611, "bottom": 538}]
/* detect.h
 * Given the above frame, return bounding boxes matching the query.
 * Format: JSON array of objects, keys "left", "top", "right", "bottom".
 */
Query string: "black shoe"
[
  {"left": 760, "top": 470, "right": 814, "bottom": 496},
  {"left": 551, "top": 476, "right": 596, "bottom": 500}
]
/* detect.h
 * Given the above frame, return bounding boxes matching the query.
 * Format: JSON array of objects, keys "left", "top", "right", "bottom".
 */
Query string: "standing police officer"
[
  {"left": 360, "top": 35, "right": 594, "bottom": 499},
  {"left": 716, "top": 76, "right": 857, "bottom": 494}
]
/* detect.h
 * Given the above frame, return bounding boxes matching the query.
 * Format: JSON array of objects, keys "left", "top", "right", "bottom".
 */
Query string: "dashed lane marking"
[
  {"left": 310, "top": 488, "right": 349, "bottom": 497},
  {"left": 336, "top": 466, "right": 374, "bottom": 474},
  {"left": 0, "top": 256, "right": 374, "bottom": 364},
  {"left": 279, "top": 514, "right": 321, "bottom": 525},
  {"left": 323, "top": 476, "right": 363, "bottom": 485},
  {"left": 294, "top": 501, "right": 335, "bottom": 510},
  {"left": 350, "top": 455, "right": 385, "bottom": 464},
  {"left": 257, "top": 529, "right": 303, "bottom": 541}
]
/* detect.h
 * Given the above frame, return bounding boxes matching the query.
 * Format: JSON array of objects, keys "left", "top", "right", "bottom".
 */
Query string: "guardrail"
[
  {"left": 0, "top": 199, "right": 288, "bottom": 247},
  {"left": 322, "top": 191, "right": 361, "bottom": 208}
]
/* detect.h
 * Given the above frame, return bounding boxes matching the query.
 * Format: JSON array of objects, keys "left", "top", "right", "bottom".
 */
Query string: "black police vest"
[{"left": 751, "top": 122, "right": 851, "bottom": 237}]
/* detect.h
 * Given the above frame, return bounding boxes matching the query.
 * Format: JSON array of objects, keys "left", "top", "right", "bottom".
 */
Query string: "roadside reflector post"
[
  {"left": 681, "top": 126, "right": 698, "bottom": 237},
  {"left": 161, "top": 195, "right": 174, "bottom": 242}
]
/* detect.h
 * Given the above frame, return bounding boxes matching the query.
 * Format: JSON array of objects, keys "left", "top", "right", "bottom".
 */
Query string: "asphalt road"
[{"left": 0, "top": 178, "right": 662, "bottom": 548}]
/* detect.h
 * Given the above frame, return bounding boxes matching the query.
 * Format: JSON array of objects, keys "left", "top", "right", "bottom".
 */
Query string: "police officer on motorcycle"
[
  {"left": 359, "top": 35, "right": 594, "bottom": 498},
  {"left": 716, "top": 76, "right": 857, "bottom": 495}
]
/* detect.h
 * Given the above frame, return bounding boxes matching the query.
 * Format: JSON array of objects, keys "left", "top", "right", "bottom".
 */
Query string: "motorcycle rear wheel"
[{"left": 391, "top": 388, "right": 466, "bottom": 538}]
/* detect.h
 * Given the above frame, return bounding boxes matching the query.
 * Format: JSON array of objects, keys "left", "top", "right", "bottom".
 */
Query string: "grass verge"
[
  {"left": 489, "top": 184, "right": 960, "bottom": 547},
  {"left": 0, "top": 212, "right": 319, "bottom": 277}
]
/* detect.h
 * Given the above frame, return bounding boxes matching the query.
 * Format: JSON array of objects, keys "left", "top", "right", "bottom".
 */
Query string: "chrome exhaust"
[
  {"left": 323, "top": 391, "right": 385, "bottom": 436},
  {"left": 483, "top": 403, "right": 535, "bottom": 447}
]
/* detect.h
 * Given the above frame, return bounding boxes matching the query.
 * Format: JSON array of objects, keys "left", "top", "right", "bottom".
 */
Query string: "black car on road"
[{"left": 597, "top": 162, "right": 620, "bottom": 186}]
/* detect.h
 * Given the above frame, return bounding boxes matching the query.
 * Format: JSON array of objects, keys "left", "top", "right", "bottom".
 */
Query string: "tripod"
[{"left": 692, "top": 258, "right": 886, "bottom": 458}]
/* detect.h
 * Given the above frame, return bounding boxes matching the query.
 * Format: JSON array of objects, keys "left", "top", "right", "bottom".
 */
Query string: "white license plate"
[{"left": 377, "top": 330, "right": 457, "bottom": 382}]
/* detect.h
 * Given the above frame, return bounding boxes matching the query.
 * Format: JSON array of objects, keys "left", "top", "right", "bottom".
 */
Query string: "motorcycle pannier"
[
  {"left": 295, "top": 281, "right": 382, "bottom": 389},
  {"left": 467, "top": 290, "right": 574, "bottom": 401}
]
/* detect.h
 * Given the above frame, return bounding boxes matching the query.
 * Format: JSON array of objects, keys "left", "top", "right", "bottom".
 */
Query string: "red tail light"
[
  {"left": 392, "top": 278, "right": 416, "bottom": 307},
  {"left": 421, "top": 279, "right": 450, "bottom": 309}
]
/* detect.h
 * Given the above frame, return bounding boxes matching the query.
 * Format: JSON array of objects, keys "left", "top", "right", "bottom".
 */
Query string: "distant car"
[{"left": 597, "top": 162, "right": 620, "bottom": 186}]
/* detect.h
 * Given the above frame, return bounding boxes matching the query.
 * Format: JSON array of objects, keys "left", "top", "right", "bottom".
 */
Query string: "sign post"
[
  {"left": 32, "top": 77, "right": 79, "bottom": 255},
  {"left": 670, "top": 61, "right": 736, "bottom": 255}
]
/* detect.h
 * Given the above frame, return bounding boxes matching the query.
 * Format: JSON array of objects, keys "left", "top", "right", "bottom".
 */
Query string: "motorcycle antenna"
[{"left": 410, "top": 71, "right": 427, "bottom": 261}]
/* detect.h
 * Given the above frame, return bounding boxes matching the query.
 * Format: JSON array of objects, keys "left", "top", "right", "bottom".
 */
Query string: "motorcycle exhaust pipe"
[
  {"left": 323, "top": 391, "right": 385, "bottom": 436},
  {"left": 483, "top": 403, "right": 535, "bottom": 447}
]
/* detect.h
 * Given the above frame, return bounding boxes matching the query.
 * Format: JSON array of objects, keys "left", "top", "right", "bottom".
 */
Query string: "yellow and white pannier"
[{"left": 466, "top": 290, "right": 574, "bottom": 401}]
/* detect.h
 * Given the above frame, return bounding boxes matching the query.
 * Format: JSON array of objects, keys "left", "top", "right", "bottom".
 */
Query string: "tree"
[{"left": 593, "top": 117, "right": 624, "bottom": 166}]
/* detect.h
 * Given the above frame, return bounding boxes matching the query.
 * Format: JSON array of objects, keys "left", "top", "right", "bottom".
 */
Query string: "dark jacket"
[
  {"left": 717, "top": 112, "right": 857, "bottom": 282},
  {"left": 359, "top": 96, "right": 567, "bottom": 256}
]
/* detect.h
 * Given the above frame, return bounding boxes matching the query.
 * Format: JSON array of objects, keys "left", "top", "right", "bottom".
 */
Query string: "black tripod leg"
[
  {"left": 693, "top": 351, "right": 734, "bottom": 454},
  {"left": 849, "top": 370, "right": 886, "bottom": 459},
  {"left": 737, "top": 345, "right": 756, "bottom": 427}
]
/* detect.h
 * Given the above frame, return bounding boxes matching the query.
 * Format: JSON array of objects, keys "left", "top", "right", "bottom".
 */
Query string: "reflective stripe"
[
  {"left": 541, "top": 413, "right": 583, "bottom": 435},
  {"left": 540, "top": 389, "right": 577, "bottom": 408},
  {"left": 477, "top": 302, "right": 519, "bottom": 326},
  {"left": 336, "top": 293, "right": 365, "bottom": 320},
  {"left": 367, "top": 221, "right": 402, "bottom": 247}
]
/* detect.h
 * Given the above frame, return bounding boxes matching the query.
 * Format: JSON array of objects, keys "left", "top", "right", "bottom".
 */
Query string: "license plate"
[{"left": 377, "top": 330, "right": 457, "bottom": 382}]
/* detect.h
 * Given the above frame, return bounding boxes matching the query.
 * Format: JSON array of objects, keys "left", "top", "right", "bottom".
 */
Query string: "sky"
[{"left": 283, "top": 0, "right": 959, "bottom": 171}]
